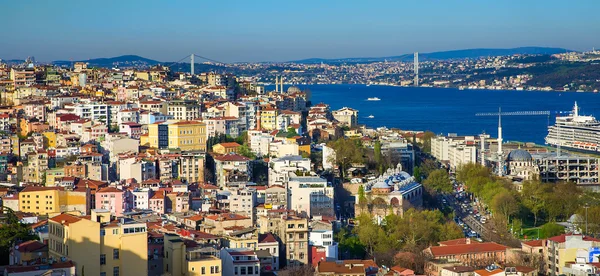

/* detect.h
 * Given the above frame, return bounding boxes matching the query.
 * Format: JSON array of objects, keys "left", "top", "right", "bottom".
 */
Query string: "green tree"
[
  {"left": 327, "top": 138, "right": 365, "bottom": 179},
  {"left": 285, "top": 127, "right": 298, "bottom": 138},
  {"left": 423, "top": 169, "right": 453, "bottom": 193},
  {"left": 540, "top": 222, "right": 564, "bottom": 238},
  {"left": 0, "top": 207, "right": 39, "bottom": 265},
  {"left": 491, "top": 191, "right": 519, "bottom": 221},
  {"left": 421, "top": 131, "right": 435, "bottom": 153},
  {"left": 413, "top": 166, "right": 422, "bottom": 182},
  {"left": 420, "top": 158, "right": 438, "bottom": 177},
  {"left": 235, "top": 131, "right": 248, "bottom": 145},
  {"left": 358, "top": 185, "right": 367, "bottom": 206},
  {"left": 521, "top": 179, "right": 549, "bottom": 226},
  {"left": 374, "top": 140, "right": 383, "bottom": 166},
  {"left": 238, "top": 144, "right": 256, "bottom": 159}
]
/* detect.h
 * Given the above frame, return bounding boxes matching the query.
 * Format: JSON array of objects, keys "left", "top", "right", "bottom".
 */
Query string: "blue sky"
[{"left": 1, "top": 0, "right": 599, "bottom": 62}]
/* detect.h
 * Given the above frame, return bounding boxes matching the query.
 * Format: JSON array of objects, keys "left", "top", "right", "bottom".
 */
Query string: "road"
[{"left": 441, "top": 190, "right": 499, "bottom": 242}]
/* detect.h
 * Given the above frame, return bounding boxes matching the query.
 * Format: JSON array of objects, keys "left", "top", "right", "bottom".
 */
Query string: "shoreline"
[{"left": 263, "top": 83, "right": 600, "bottom": 94}]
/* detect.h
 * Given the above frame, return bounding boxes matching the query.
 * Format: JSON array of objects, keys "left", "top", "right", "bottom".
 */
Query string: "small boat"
[
  {"left": 366, "top": 97, "right": 381, "bottom": 101},
  {"left": 367, "top": 115, "right": 374, "bottom": 119}
]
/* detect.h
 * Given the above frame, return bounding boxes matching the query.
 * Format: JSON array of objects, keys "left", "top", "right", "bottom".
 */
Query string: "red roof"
[
  {"left": 21, "top": 186, "right": 63, "bottom": 193},
  {"left": 16, "top": 240, "right": 47, "bottom": 253},
  {"left": 96, "top": 187, "right": 123, "bottom": 193},
  {"left": 49, "top": 213, "right": 82, "bottom": 226},
  {"left": 206, "top": 213, "right": 249, "bottom": 221},
  {"left": 522, "top": 240, "right": 544, "bottom": 247},
  {"left": 547, "top": 234, "right": 600, "bottom": 243},
  {"left": 213, "top": 154, "right": 250, "bottom": 162},
  {"left": 438, "top": 238, "right": 481, "bottom": 246},
  {"left": 216, "top": 142, "right": 241, "bottom": 148},
  {"left": 429, "top": 242, "right": 508, "bottom": 257},
  {"left": 259, "top": 233, "right": 277, "bottom": 243}
]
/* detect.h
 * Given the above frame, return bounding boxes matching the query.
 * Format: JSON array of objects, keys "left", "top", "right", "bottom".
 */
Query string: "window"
[
  {"left": 216, "top": 266, "right": 220, "bottom": 273},
  {"left": 299, "top": 252, "right": 305, "bottom": 259},
  {"left": 299, "top": 233, "right": 304, "bottom": 239},
  {"left": 100, "top": 254, "right": 106, "bottom": 265},
  {"left": 113, "top": 249, "right": 119, "bottom": 259},
  {"left": 211, "top": 266, "right": 215, "bottom": 274},
  {"left": 241, "top": 266, "right": 247, "bottom": 275},
  {"left": 100, "top": 229, "right": 106, "bottom": 236},
  {"left": 101, "top": 273, "right": 106, "bottom": 276},
  {"left": 202, "top": 267, "right": 205, "bottom": 274},
  {"left": 234, "top": 267, "right": 238, "bottom": 275},
  {"left": 113, "top": 266, "right": 119, "bottom": 276},
  {"left": 113, "top": 229, "right": 119, "bottom": 235},
  {"left": 255, "top": 266, "right": 259, "bottom": 274}
]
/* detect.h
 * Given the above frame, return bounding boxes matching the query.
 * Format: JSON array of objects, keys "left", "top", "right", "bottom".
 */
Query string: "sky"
[{"left": 1, "top": 0, "right": 600, "bottom": 63}]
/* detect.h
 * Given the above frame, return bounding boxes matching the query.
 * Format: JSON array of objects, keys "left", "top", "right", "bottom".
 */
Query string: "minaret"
[
  {"left": 275, "top": 77, "right": 279, "bottom": 92},
  {"left": 280, "top": 76, "right": 284, "bottom": 93},
  {"left": 414, "top": 52, "right": 419, "bottom": 86},
  {"left": 190, "top": 54, "right": 194, "bottom": 76},
  {"left": 497, "top": 107, "right": 503, "bottom": 156},
  {"left": 480, "top": 134, "right": 486, "bottom": 166}
]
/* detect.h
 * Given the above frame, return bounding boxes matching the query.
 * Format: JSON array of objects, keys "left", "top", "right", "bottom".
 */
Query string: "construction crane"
[
  {"left": 475, "top": 108, "right": 572, "bottom": 158},
  {"left": 475, "top": 110, "right": 572, "bottom": 126}
]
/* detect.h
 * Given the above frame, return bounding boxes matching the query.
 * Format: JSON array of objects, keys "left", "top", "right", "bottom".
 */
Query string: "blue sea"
[{"left": 269, "top": 84, "right": 600, "bottom": 144}]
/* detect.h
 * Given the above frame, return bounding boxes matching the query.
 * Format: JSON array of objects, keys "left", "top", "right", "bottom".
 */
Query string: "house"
[
  {"left": 315, "top": 260, "right": 379, "bottom": 276},
  {"left": 212, "top": 142, "right": 241, "bottom": 155}
]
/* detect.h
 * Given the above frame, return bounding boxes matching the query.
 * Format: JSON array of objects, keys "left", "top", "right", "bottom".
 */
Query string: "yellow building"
[
  {"left": 42, "top": 131, "right": 57, "bottom": 148},
  {"left": 164, "top": 233, "right": 222, "bottom": 276},
  {"left": 49, "top": 210, "right": 148, "bottom": 276},
  {"left": 19, "top": 186, "right": 64, "bottom": 215},
  {"left": 260, "top": 108, "right": 279, "bottom": 130},
  {"left": 147, "top": 120, "right": 206, "bottom": 151},
  {"left": 212, "top": 142, "right": 241, "bottom": 155},
  {"left": 19, "top": 186, "right": 89, "bottom": 216},
  {"left": 169, "top": 121, "right": 207, "bottom": 151}
]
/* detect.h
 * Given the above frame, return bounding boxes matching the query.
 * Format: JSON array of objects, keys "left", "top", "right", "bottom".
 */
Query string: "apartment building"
[{"left": 48, "top": 210, "right": 148, "bottom": 276}]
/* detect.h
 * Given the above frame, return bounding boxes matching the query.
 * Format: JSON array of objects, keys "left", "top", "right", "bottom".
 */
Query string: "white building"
[
  {"left": 132, "top": 188, "right": 151, "bottom": 210},
  {"left": 268, "top": 155, "right": 311, "bottom": 187},
  {"left": 287, "top": 172, "right": 334, "bottom": 217},
  {"left": 220, "top": 248, "right": 260, "bottom": 276},
  {"left": 431, "top": 135, "right": 478, "bottom": 171}
]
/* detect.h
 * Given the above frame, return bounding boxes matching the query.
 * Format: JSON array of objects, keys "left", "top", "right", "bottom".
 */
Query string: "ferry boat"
[
  {"left": 366, "top": 97, "right": 381, "bottom": 101},
  {"left": 545, "top": 102, "right": 600, "bottom": 153},
  {"left": 367, "top": 115, "right": 374, "bottom": 119}
]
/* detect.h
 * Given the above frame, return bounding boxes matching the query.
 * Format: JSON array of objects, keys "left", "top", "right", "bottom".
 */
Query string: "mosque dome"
[
  {"left": 287, "top": 86, "right": 301, "bottom": 94},
  {"left": 372, "top": 180, "right": 391, "bottom": 189},
  {"left": 507, "top": 149, "right": 533, "bottom": 162}
]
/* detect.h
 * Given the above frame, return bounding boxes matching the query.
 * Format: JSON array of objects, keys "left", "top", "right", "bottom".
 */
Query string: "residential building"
[
  {"left": 168, "top": 99, "right": 201, "bottom": 121},
  {"left": 332, "top": 107, "right": 359, "bottom": 128},
  {"left": 220, "top": 248, "right": 260, "bottom": 276},
  {"left": 95, "top": 187, "right": 132, "bottom": 217},
  {"left": 163, "top": 233, "right": 222, "bottom": 276},
  {"left": 213, "top": 154, "right": 251, "bottom": 188},
  {"left": 315, "top": 260, "right": 379, "bottom": 276},
  {"left": 48, "top": 210, "right": 148, "bottom": 276}
]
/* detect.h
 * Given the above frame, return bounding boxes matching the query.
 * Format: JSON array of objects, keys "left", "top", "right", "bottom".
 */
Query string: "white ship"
[
  {"left": 366, "top": 97, "right": 381, "bottom": 101},
  {"left": 367, "top": 115, "right": 374, "bottom": 119},
  {"left": 545, "top": 102, "right": 600, "bottom": 153}
]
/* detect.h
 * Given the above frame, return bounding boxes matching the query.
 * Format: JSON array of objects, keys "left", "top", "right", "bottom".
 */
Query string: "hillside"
[
  {"left": 291, "top": 47, "right": 572, "bottom": 64},
  {"left": 53, "top": 55, "right": 160, "bottom": 67}
]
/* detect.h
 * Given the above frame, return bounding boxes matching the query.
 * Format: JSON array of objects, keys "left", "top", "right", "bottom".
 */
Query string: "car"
[{"left": 480, "top": 218, "right": 487, "bottom": 224}]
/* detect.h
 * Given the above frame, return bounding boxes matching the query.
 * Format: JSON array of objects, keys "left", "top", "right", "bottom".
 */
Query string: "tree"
[
  {"left": 420, "top": 158, "right": 438, "bottom": 177},
  {"left": 421, "top": 131, "right": 435, "bottom": 153},
  {"left": 521, "top": 179, "right": 549, "bottom": 226},
  {"left": 235, "top": 131, "right": 248, "bottom": 145},
  {"left": 491, "top": 191, "right": 519, "bottom": 221},
  {"left": 0, "top": 207, "right": 39, "bottom": 265},
  {"left": 327, "top": 138, "right": 365, "bottom": 179},
  {"left": 285, "top": 127, "right": 298, "bottom": 138},
  {"left": 358, "top": 185, "right": 367, "bottom": 206},
  {"left": 540, "top": 222, "right": 564, "bottom": 238},
  {"left": 237, "top": 144, "right": 256, "bottom": 159},
  {"left": 423, "top": 169, "right": 452, "bottom": 194},
  {"left": 374, "top": 140, "right": 383, "bottom": 167},
  {"left": 413, "top": 166, "right": 422, "bottom": 182}
]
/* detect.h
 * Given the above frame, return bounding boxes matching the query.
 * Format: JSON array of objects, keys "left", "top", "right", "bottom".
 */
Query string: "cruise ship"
[{"left": 545, "top": 102, "right": 600, "bottom": 153}]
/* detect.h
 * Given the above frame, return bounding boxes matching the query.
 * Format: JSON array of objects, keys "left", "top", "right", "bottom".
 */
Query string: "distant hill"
[
  {"left": 290, "top": 47, "right": 572, "bottom": 64},
  {"left": 53, "top": 55, "right": 161, "bottom": 68}
]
